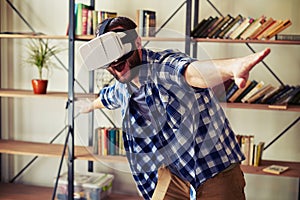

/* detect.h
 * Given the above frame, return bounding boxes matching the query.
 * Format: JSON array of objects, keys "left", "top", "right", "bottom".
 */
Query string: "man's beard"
[{"left": 120, "top": 49, "right": 142, "bottom": 83}]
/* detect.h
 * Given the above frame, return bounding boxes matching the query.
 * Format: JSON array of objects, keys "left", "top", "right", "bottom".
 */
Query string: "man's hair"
[{"left": 96, "top": 16, "right": 137, "bottom": 36}]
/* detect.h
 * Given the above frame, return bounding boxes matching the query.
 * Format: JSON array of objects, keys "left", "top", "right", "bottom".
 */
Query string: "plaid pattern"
[{"left": 100, "top": 49, "right": 244, "bottom": 199}]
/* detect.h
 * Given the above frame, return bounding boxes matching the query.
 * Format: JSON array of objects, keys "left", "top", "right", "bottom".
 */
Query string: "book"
[
  {"left": 75, "top": 3, "right": 90, "bottom": 35},
  {"left": 246, "top": 84, "right": 275, "bottom": 103},
  {"left": 254, "top": 142, "right": 264, "bottom": 166},
  {"left": 239, "top": 15, "right": 266, "bottom": 40},
  {"left": 191, "top": 18, "right": 209, "bottom": 37},
  {"left": 249, "top": 17, "right": 276, "bottom": 40},
  {"left": 213, "top": 15, "right": 235, "bottom": 38},
  {"left": 234, "top": 80, "right": 258, "bottom": 103},
  {"left": 288, "top": 89, "right": 300, "bottom": 105},
  {"left": 260, "top": 85, "right": 284, "bottom": 104},
  {"left": 224, "top": 17, "right": 245, "bottom": 39},
  {"left": 86, "top": 9, "right": 93, "bottom": 35},
  {"left": 275, "top": 34, "right": 300, "bottom": 41},
  {"left": 228, "top": 80, "right": 251, "bottom": 103},
  {"left": 136, "top": 9, "right": 156, "bottom": 37},
  {"left": 241, "top": 81, "right": 264, "bottom": 103},
  {"left": 241, "top": 136, "right": 248, "bottom": 165},
  {"left": 212, "top": 79, "right": 234, "bottom": 102},
  {"left": 257, "top": 20, "right": 283, "bottom": 40},
  {"left": 198, "top": 16, "right": 220, "bottom": 38},
  {"left": 81, "top": 7, "right": 89, "bottom": 35},
  {"left": 92, "top": 10, "right": 99, "bottom": 35},
  {"left": 262, "top": 165, "right": 289, "bottom": 175},
  {"left": 218, "top": 14, "right": 243, "bottom": 39},
  {"left": 265, "top": 19, "right": 292, "bottom": 40},
  {"left": 238, "top": 135, "right": 255, "bottom": 165},
  {"left": 265, "top": 85, "right": 292, "bottom": 104},
  {"left": 226, "top": 83, "right": 239, "bottom": 101},
  {"left": 229, "top": 17, "right": 255, "bottom": 39},
  {"left": 270, "top": 85, "right": 296, "bottom": 105},
  {"left": 249, "top": 136, "right": 255, "bottom": 166},
  {"left": 194, "top": 16, "right": 215, "bottom": 38},
  {"left": 208, "top": 14, "right": 232, "bottom": 38},
  {"left": 201, "top": 16, "right": 224, "bottom": 38}
]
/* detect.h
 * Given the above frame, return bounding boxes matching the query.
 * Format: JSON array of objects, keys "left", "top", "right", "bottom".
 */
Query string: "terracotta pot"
[{"left": 31, "top": 79, "right": 48, "bottom": 94}]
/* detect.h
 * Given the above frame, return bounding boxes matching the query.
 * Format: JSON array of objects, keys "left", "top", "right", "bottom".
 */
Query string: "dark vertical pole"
[
  {"left": 185, "top": 0, "right": 192, "bottom": 55},
  {"left": 192, "top": 0, "right": 199, "bottom": 58},
  {"left": 88, "top": 0, "right": 95, "bottom": 173},
  {"left": 88, "top": 72, "right": 94, "bottom": 172},
  {"left": 0, "top": 1, "right": 2, "bottom": 180},
  {"left": 68, "top": 0, "right": 75, "bottom": 199}
]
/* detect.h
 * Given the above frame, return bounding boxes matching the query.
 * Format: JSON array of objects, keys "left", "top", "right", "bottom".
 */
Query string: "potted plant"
[{"left": 25, "top": 39, "right": 63, "bottom": 94}]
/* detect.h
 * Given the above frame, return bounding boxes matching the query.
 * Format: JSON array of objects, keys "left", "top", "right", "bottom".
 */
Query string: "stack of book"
[
  {"left": 236, "top": 135, "right": 265, "bottom": 166},
  {"left": 136, "top": 9, "right": 156, "bottom": 37},
  {"left": 213, "top": 79, "right": 300, "bottom": 106},
  {"left": 74, "top": 3, "right": 117, "bottom": 36},
  {"left": 191, "top": 14, "right": 292, "bottom": 40},
  {"left": 93, "top": 127, "right": 126, "bottom": 156}
]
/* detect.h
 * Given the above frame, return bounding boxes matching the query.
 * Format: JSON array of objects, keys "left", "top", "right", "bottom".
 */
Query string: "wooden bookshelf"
[
  {"left": 2, "top": 140, "right": 298, "bottom": 178},
  {"left": 1, "top": 90, "right": 299, "bottom": 112},
  {"left": 2, "top": 33, "right": 299, "bottom": 45},
  {"left": 0, "top": 183, "right": 142, "bottom": 200},
  {"left": 0, "top": 33, "right": 187, "bottom": 42},
  {"left": 0, "top": 183, "right": 53, "bottom": 200},
  {"left": 0, "top": 140, "right": 128, "bottom": 163},
  {"left": 193, "top": 38, "right": 300, "bottom": 45},
  {"left": 241, "top": 160, "right": 300, "bottom": 178},
  {"left": 220, "top": 102, "right": 300, "bottom": 112},
  {"left": 0, "top": 88, "right": 97, "bottom": 100}
]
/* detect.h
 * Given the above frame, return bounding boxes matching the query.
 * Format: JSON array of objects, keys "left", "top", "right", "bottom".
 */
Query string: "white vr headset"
[{"left": 79, "top": 30, "right": 138, "bottom": 71}]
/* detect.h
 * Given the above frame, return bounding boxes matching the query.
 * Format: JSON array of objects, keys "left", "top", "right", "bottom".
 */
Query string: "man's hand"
[
  {"left": 76, "top": 99, "right": 94, "bottom": 113},
  {"left": 233, "top": 48, "right": 271, "bottom": 88},
  {"left": 185, "top": 47, "right": 271, "bottom": 89}
]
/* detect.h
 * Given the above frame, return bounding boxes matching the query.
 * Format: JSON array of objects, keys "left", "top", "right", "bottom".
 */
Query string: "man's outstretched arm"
[
  {"left": 184, "top": 48, "right": 271, "bottom": 89},
  {"left": 78, "top": 97, "right": 104, "bottom": 113}
]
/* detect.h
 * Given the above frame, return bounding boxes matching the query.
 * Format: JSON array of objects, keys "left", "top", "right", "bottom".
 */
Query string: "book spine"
[
  {"left": 226, "top": 83, "right": 239, "bottom": 101},
  {"left": 198, "top": 17, "right": 219, "bottom": 38},
  {"left": 229, "top": 17, "right": 254, "bottom": 39},
  {"left": 249, "top": 17, "right": 275, "bottom": 40},
  {"left": 265, "top": 19, "right": 292, "bottom": 39},
  {"left": 219, "top": 14, "right": 243, "bottom": 39},
  {"left": 208, "top": 15, "right": 231, "bottom": 38},
  {"left": 191, "top": 18, "right": 208, "bottom": 37},
  {"left": 213, "top": 15, "right": 234, "bottom": 38},
  {"left": 241, "top": 81, "right": 264, "bottom": 103},
  {"left": 108, "top": 128, "right": 116, "bottom": 155},
  {"left": 235, "top": 80, "right": 258, "bottom": 103}
]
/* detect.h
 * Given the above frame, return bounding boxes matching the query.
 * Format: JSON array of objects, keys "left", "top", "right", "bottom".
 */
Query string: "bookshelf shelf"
[
  {"left": 0, "top": 139, "right": 128, "bottom": 163},
  {"left": 0, "top": 33, "right": 68, "bottom": 39},
  {"left": 2, "top": 139, "right": 298, "bottom": 178},
  {"left": 0, "top": 88, "right": 97, "bottom": 99},
  {"left": 193, "top": 38, "right": 300, "bottom": 45},
  {"left": 241, "top": 160, "right": 300, "bottom": 178},
  {"left": 0, "top": 183, "right": 142, "bottom": 200},
  {"left": 220, "top": 102, "right": 300, "bottom": 112},
  {"left": 0, "top": 33, "right": 187, "bottom": 42}
]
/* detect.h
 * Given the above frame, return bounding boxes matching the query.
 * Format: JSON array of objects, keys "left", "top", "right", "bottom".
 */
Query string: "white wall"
[{"left": 1, "top": 0, "right": 299, "bottom": 199}]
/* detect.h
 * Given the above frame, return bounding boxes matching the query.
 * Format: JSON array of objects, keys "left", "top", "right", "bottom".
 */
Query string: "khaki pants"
[{"left": 152, "top": 164, "right": 246, "bottom": 200}]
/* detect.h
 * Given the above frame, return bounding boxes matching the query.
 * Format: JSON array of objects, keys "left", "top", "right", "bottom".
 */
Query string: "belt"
[{"left": 222, "top": 163, "right": 239, "bottom": 173}]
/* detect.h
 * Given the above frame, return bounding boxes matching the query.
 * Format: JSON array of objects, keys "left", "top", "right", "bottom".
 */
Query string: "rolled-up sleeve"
[{"left": 99, "top": 84, "right": 121, "bottom": 109}]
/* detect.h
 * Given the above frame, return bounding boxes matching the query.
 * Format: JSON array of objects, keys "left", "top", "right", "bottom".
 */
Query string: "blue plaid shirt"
[{"left": 100, "top": 49, "right": 244, "bottom": 199}]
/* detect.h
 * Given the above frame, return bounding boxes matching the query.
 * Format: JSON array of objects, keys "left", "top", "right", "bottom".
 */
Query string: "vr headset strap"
[{"left": 98, "top": 18, "right": 114, "bottom": 35}]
